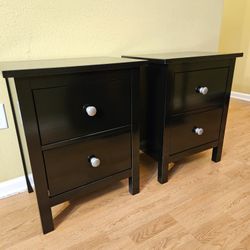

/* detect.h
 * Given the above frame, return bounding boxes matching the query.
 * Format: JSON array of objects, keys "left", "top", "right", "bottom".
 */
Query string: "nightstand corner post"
[
  {"left": 14, "top": 79, "right": 54, "bottom": 234},
  {"left": 129, "top": 67, "right": 140, "bottom": 195}
]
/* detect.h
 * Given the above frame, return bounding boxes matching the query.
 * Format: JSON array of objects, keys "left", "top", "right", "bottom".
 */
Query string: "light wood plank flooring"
[{"left": 0, "top": 99, "right": 250, "bottom": 250}]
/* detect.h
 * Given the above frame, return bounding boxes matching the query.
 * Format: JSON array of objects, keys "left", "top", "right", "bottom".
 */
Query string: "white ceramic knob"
[
  {"left": 194, "top": 127, "right": 204, "bottom": 136},
  {"left": 85, "top": 106, "right": 97, "bottom": 117},
  {"left": 198, "top": 86, "right": 208, "bottom": 95},
  {"left": 90, "top": 157, "right": 100, "bottom": 168}
]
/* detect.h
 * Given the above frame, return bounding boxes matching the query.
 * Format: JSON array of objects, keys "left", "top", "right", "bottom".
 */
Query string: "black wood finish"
[
  {"left": 123, "top": 51, "right": 243, "bottom": 64},
  {"left": 171, "top": 68, "right": 228, "bottom": 113},
  {"left": 5, "top": 79, "right": 34, "bottom": 193},
  {"left": 129, "top": 68, "right": 140, "bottom": 195},
  {"left": 0, "top": 57, "right": 144, "bottom": 78},
  {"left": 123, "top": 52, "right": 243, "bottom": 184},
  {"left": 169, "top": 108, "right": 223, "bottom": 154},
  {"left": 2, "top": 57, "right": 143, "bottom": 234},
  {"left": 212, "top": 59, "right": 236, "bottom": 162},
  {"left": 40, "top": 125, "right": 130, "bottom": 151},
  {"left": 14, "top": 78, "right": 54, "bottom": 234},
  {"left": 49, "top": 169, "right": 132, "bottom": 207},
  {"left": 169, "top": 141, "right": 218, "bottom": 162},
  {"left": 33, "top": 70, "right": 131, "bottom": 145},
  {"left": 44, "top": 130, "right": 131, "bottom": 196}
]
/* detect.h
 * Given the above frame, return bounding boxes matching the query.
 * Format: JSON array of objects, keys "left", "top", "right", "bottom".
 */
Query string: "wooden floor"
[{"left": 1, "top": 99, "right": 250, "bottom": 250}]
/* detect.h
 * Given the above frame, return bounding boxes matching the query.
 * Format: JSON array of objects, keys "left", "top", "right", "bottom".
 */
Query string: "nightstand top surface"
[
  {"left": 123, "top": 51, "right": 243, "bottom": 64},
  {"left": 0, "top": 57, "right": 145, "bottom": 78}
]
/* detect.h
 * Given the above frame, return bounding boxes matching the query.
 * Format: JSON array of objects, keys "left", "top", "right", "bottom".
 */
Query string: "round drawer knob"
[
  {"left": 85, "top": 106, "right": 97, "bottom": 117},
  {"left": 90, "top": 156, "right": 100, "bottom": 168},
  {"left": 194, "top": 127, "right": 204, "bottom": 136},
  {"left": 197, "top": 86, "right": 208, "bottom": 95}
]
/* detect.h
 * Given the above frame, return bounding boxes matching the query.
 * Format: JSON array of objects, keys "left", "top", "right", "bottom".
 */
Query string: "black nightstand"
[
  {"left": 1, "top": 57, "right": 144, "bottom": 234},
  {"left": 123, "top": 52, "right": 243, "bottom": 184}
]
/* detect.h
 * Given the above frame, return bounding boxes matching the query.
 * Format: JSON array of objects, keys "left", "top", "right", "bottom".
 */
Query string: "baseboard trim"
[
  {"left": 231, "top": 91, "right": 250, "bottom": 102},
  {"left": 0, "top": 174, "right": 34, "bottom": 199}
]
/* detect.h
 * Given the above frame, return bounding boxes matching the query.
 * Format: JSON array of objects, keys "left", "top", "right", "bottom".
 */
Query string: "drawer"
[
  {"left": 169, "top": 108, "right": 223, "bottom": 154},
  {"left": 170, "top": 68, "right": 228, "bottom": 113},
  {"left": 33, "top": 70, "right": 131, "bottom": 145},
  {"left": 43, "top": 131, "right": 131, "bottom": 196}
]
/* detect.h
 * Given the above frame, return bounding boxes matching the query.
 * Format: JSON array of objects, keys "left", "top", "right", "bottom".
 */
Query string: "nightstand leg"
[
  {"left": 129, "top": 175, "right": 139, "bottom": 195},
  {"left": 212, "top": 145, "right": 222, "bottom": 162},
  {"left": 158, "top": 158, "right": 168, "bottom": 184},
  {"left": 129, "top": 127, "right": 140, "bottom": 195},
  {"left": 38, "top": 205, "right": 54, "bottom": 234}
]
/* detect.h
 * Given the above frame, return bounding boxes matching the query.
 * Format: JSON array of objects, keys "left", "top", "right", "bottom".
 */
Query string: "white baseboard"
[
  {"left": 0, "top": 174, "right": 34, "bottom": 199},
  {"left": 231, "top": 91, "right": 250, "bottom": 102}
]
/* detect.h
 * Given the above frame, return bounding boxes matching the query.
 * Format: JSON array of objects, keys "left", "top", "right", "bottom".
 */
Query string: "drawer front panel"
[
  {"left": 169, "top": 108, "right": 223, "bottom": 154},
  {"left": 43, "top": 131, "right": 131, "bottom": 196},
  {"left": 170, "top": 68, "right": 228, "bottom": 113},
  {"left": 33, "top": 70, "right": 131, "bottom": 145}
]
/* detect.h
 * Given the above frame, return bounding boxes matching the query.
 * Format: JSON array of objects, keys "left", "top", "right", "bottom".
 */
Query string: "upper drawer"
[
  {"left": 33, "top": 70, "right": 131, "bottom": 145},
  {"left": 169, "top": 68, "right": 228, "bottom": 114}
]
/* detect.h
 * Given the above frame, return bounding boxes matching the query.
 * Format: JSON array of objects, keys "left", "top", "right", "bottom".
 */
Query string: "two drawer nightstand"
[
  {"left": 123, "top": 52, "right": 243, "bottom": 184},
  {"left": 1, "top": 57, "right": 144, "bottom": 234}
]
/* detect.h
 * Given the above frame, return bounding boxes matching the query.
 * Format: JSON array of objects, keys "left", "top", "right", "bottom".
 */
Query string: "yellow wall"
[
  {"left": 219, "top": 0, "right": 250, "bottom": 93},
  {"left": 0, "top": 0, "right": 224, "bottom": 182}
]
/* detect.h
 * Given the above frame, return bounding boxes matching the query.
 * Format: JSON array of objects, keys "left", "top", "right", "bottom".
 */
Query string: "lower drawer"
[
  {"left": 43, "top": 131, "right": 131, "bottom": 196},
  {"left": 169, "top": 108, "right": 223, "bottom": 155}
]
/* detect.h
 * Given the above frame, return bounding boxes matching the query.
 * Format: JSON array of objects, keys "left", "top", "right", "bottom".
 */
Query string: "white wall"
[{"left": 0, "top": 0, "right": 224, "bottom": 181}]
